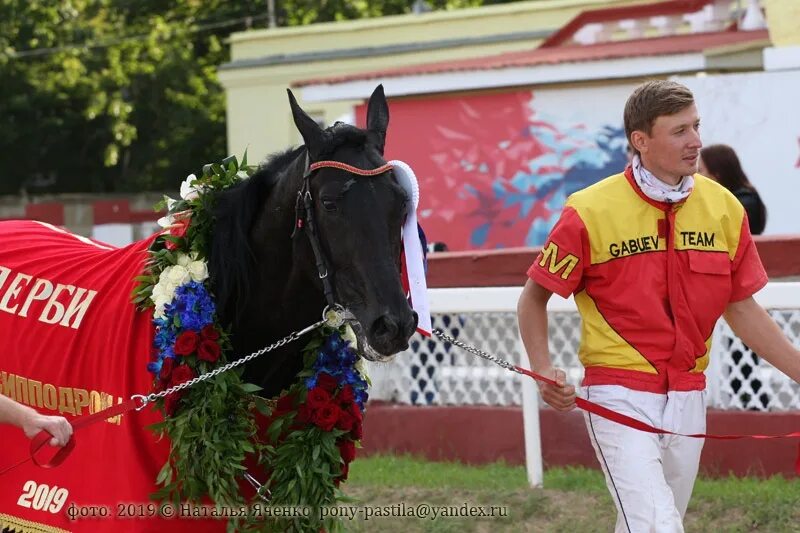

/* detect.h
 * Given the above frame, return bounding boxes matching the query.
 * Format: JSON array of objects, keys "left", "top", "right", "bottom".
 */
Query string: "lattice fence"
[{"left": 366, "top": 286, "right": 800, "bottom": 411}]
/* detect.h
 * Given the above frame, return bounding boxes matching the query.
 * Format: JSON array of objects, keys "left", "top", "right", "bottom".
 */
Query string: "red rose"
[
  {"left": 316, "top": 373, "right": 338, "bottom": 393},
  {"left": 335, "top": 410, "right": 355, "bottom": 432},
  {"left": 172, "top": 217, "right": 190, "bottom": 238},
  {"left": 351, "top": 422, "right": 363, "bottom": 441},
  {"left": 336, "top": 385, "right": 355, "bottom": 406},
  {"left": 163, "top": 365, "right": 195, "bottom": 416},
  {"left": 173, "top": 331, "right": 199, "bottom": 356},
  {"left": 338, "top": 439, "right": 356, "bottom": 463},
  {"left": 201, "top": 325, "right": 220, "bottom": 341},
  {"left": 165, "top": 217, "right": 191, "bottom": 250},
  {"left": 164, "top": 393, "right": 181, "bottom": 416},
  {"left": 311, "top": 404, "right": 342, "bottom": 432},
  {"left": 273, "top": 394, "right": 294, "bottom": 416},
  {"left": 306, "top": 387, "right": 331, "bottom": 408},
  {"left": 159, "top": 357, "right": 176, "bottom": 383},
  {"left": 334, "top": 462, "right": 350, "bottom": 486},
  {"left": 349, "top": 403, "right": 363, "bottom": 423},
  {"left": 170, "top": 363, "right": 195, "bottom": 386},
  {"left": 197, "top": 339, "right": 221, "bottom": 363},
  {"left": 296, "top": 404, "right": 312, "bottom": 424}
]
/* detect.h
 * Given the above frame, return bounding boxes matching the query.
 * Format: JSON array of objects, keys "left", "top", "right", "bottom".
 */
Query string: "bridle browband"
[{"left": 292, "top": 151, "right": 394, "bottom": 308}]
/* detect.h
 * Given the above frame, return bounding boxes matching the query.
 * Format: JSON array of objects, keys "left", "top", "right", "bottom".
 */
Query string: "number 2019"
[{"left": 17, "top": 481, "right": 69, "bottom": 514}]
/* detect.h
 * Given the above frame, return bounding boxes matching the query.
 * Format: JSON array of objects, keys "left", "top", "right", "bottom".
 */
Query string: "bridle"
[{"left": 292, "top": 151, "right": 394, "bottom": 309}]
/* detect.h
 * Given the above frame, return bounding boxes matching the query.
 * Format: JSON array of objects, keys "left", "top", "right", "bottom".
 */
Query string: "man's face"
[{"left": 634, "top": 103, "right": 702, "bottom": 184}]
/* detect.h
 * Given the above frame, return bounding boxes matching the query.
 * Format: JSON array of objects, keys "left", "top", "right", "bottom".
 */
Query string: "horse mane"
[{"left": 209, "top": 146, "right": 304, "bottom": 324}]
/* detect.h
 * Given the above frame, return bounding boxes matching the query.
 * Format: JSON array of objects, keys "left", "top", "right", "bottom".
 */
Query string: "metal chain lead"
[
  {"left": 134, "top": 318, "right": 326, "bottom": 409},
  {"left": 432, "top": 328, "right": 523, "bottom": 375}
]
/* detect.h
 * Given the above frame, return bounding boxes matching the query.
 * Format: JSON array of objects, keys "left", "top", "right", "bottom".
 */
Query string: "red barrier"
[
  {"left": 426, "top": 235, "right": 800, "bottom": 287},
  {"left": 361, "top": 404, "right": 800, "bottom": 477}
]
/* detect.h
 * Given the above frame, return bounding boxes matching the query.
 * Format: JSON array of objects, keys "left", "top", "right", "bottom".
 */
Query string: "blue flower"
[
  {"left": 147, "top": 360, "right": 162, "bottom": 375},
  {"left": 324, "top": 333, "right": 344, "bottom": 353},
  {"left": 354, "top": 389, "right": 368, "bottom": 409}
]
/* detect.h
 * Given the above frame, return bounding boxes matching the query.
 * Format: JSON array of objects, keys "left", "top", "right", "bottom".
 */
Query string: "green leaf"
[{"left": 240, "top": 383, "right": 262, "bottom": 393}]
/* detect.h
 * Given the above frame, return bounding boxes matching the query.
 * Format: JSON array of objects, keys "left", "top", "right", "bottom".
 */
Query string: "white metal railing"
[{"left": 366, "top": 282, "right": 800, "bottom": 487}]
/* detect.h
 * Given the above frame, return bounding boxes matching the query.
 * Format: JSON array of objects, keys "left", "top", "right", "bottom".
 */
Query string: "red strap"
[
  {"left": 29, "top": 398, "right": 140, "bottom": 468},
  {"left": 515, "top": 365, "right": 800, "bottom": 473},
  {"left": 0, "top": 398, "right": 140, "bottom": 477}
]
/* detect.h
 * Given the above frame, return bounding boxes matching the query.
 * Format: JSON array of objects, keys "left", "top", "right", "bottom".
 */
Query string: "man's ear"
[{"left": 630, "top": 131, "right": 648, "bottom": 155}]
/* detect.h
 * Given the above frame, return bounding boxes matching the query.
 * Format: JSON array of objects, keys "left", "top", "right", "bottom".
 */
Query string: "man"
[
  {"left": 0, "top": 394, "right": 73, "bottom": 447},
  {"left": 517, "top": 80, "right": 800, "bottom": 532}
]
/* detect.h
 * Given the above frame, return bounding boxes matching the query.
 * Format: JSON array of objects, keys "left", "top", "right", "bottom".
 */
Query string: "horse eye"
[{"left": 321, "top": 198, "right": 337, "bottom": 212}]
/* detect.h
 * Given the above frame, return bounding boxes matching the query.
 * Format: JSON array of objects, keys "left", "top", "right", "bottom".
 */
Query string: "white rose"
[
  {"left": 355, "top": 357, "right": 370, "bottom": 384},
  {"left": 166, "top": 265, "right": 191, "bottom": 286},
  {"left": 180, "top": 174, "right": 202, "bottom": 201},
  {"left": 156, "top": 214, "right": 174, "bottom": 229},
  {"left": 342, "top": 324, "right": 358, "bottom": 346},
  {"left": 156, "top": 197, "right": 179, "bottom": 228},
  {"left": 150, "top": 278, "right": 176, "bottom": 307},
  {"left": 187, "top": 260, "right": 208, "bottom": 282},
  {"left": 177, "top": 253, "right": 192, "bottom": 267}
]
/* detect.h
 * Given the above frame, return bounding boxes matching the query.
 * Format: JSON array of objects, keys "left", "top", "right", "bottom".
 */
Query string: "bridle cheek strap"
[{"left": 296, "top": 158, "right": 394, "bottom": 309}]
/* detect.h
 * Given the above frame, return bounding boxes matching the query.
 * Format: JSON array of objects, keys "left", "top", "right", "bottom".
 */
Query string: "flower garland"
[{"left": 131, "top": 155, "right": 369, "bottom": 532}]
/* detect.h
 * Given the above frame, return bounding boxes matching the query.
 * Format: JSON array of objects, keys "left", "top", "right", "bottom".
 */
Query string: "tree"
[{"left": 0, "top": 0, "right": 520, "bottom": 195}]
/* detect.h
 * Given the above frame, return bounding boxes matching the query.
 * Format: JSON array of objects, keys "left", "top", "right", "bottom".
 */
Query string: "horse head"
[
  {"left": 209, "top": 85, "right": 417, "bottom": 395},
  {"left": 287, "top": 86, "right": 418, "bottom": 360}
]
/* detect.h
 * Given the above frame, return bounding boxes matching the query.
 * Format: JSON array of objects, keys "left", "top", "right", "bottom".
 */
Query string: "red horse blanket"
[{"left": 0, "top": 221, "right": 220, "bottom": 532}]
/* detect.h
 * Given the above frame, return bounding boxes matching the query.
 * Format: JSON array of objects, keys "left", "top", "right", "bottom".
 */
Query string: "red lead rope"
[
  {"left": 3, "top": 363, "right": 799, "bottom": 475},
  {"left": 0, "top": 398, "right": 140, "bottom": 476},
  {"left": 513, "top": 365, "right": 800, "bottom": 474}
]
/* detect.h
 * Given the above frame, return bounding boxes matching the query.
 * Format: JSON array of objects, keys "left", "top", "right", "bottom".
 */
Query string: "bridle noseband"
[{"left": 292, "top": 152, "right": 394, "bottom": 309}]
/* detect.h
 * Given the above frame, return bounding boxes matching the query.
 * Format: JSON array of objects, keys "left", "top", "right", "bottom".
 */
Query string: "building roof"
[{"left": 296, "top": 29, "right": 769, "bottom": 87}]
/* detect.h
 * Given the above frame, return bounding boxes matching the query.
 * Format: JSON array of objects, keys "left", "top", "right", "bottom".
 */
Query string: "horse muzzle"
[{"left": 349, "top": 309, "right": 417, "bottom": 361}]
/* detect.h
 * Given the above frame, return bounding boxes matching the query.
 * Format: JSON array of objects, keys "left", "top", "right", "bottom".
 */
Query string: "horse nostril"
[
  {"left": 370, "top": 314, "right": 399, "bottom": 341},
  {"left": 407, "top": 311, "right": 419, "bottom": 336}
]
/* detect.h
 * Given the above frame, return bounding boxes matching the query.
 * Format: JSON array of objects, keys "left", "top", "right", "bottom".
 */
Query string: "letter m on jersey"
[{"left": 538, "top": 242, "right": 579, "bottom": 280}]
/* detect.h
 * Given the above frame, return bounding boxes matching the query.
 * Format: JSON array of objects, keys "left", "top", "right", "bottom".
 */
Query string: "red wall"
[
  {"left": 426, "top": 235, "right": 800, "bottom": 287},
  {"left": 361, "top": 404, "right": 800, "bottom": 478},
  {"left": 362, "top": 236, "right": 800, "bottom": 477}
]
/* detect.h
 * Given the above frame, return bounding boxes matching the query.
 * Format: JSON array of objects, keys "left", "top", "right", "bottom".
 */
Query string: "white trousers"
[{"left": 581, "top": 385, "right": 706, "bottom": 533}]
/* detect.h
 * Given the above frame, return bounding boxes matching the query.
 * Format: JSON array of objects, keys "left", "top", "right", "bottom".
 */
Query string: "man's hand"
[
  {"left": 537, "top": 367, "right": 577, "bottom": 411},
  {"left": 22, "top": 412, "right": 73, "bottom": 447}
]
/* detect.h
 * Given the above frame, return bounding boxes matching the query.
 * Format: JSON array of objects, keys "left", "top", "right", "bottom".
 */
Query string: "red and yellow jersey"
[{"left": 528, "top": 167, "right": 768, "bottom": 393}]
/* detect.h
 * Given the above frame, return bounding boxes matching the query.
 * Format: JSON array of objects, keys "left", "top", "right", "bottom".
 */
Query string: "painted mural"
[
  {"left": 358, "top": 85, "right": 634, "bottom": 250},
  {"left": 678, "top": 70, "right": 800, "bottom": 237}
]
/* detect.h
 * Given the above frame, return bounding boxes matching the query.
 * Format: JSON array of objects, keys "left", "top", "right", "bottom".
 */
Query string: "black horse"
[
  {"left": 209, "top": 85, "right": 418, "bottom": 398},
  {"left": 0, "top": 84, "right": 418, "bottom": 533}
]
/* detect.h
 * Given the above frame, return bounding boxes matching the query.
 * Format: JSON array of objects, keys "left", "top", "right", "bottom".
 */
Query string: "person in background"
[
  {"left": 699, "top": 144, "right": 767, "bottom": 235},
  {"left": 427, "top": 241, "right": 448, "bottom": 253},
  {"left": 0, "top": 394, "right": 73, "bottom": 446},
  {"left": 700, "top": 144, "right": 770, "bottom": 408}
]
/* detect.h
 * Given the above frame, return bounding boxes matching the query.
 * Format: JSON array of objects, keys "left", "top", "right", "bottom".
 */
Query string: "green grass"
[{"left": 339, "top": 454, "right": 800, "bottom": 533}]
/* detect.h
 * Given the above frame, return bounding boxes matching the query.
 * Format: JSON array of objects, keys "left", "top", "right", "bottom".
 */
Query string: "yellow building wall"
[
  {"left": 764, "top": 0, "right": 800, "bottom": 46},
  {"left": 217, "top": 0, "right": 651, "bottom": 163}
]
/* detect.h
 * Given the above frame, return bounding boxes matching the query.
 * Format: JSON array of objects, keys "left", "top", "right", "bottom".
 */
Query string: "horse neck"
[
  {"left": 231, "top": 152, "right": 326, "bottom": 348},
  {"left": 229, "top": 152, "right": 330, "bottom": 395}
]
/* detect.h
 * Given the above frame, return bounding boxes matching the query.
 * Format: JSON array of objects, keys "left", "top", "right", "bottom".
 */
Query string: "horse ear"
[
  {"left": 366, "top": 84, "right": 389, "bottom": 153},
  {"left": 287, "top": 89, "right": 326, "bottom": 159}
]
